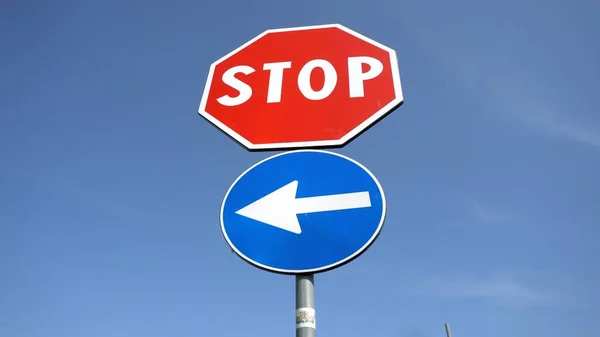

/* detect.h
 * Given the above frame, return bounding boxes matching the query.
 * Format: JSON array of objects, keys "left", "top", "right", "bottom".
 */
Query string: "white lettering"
[
  {"left": 216, "top": 65, "right": 255, "bottom": 106},
  {"left": 215, "top": 57, "right": 384, "bottom": 105},
  {"left": 263, "top": 61, "right": 292, "bottom": 103},
  {"left": 347, "top": 56, "right": 383, "bottom": 98},
  {"left": 297, "top": 59, "right": 337, "bottom": 101}
]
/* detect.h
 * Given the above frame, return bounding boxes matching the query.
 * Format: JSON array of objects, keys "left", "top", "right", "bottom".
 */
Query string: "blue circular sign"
[{"left": 220, "top": 150, "right": 386, "bottom": 274}]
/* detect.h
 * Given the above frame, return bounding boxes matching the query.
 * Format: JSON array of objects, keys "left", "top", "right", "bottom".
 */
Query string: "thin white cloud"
[
  {"left": 391, "top": 9, "right": 600, "bottom": 149},
  {"left": 487, "top": 80, "right": 599, "bottom": 151},
  {"left": 486, "top": 74, "right": 600, "bottom": 149},
  {"left": 467, "top": 65, "right": 600, "bottom": 149},
  {"left": 413, "top": 275, "right": 561, "bottom": 308},
  {"left": 454, "top": 199, "right": 544, "bottom": 238},
  {"left": 509, "top": 103, "right": 600, "bottom": 148},
  {"left": 458, "top": 199, "right": 511, "bottom": 225}
]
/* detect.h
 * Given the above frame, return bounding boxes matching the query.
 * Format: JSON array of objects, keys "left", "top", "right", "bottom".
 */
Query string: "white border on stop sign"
[{"left": 198, "top": 23, "right": 404, "bottom": 151}]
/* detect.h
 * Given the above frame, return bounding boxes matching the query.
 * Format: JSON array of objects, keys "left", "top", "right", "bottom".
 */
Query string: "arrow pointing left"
[{"left": 235, "top": 180, "right": 371, "bottom": 234}]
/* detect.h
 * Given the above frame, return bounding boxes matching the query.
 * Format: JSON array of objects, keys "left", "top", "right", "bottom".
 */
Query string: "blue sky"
[{"left": 1, "top": 0, "right": 599, "bottom": 336}]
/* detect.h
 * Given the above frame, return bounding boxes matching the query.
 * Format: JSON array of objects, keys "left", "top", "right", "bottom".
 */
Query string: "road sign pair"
[{"left": 198, "top": 23, "right": 403, "bottom": 274}]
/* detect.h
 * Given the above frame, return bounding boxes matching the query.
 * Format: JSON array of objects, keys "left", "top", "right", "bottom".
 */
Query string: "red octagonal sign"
[{"left": 198, "top": 24, "right": 403, "bottom": 150}]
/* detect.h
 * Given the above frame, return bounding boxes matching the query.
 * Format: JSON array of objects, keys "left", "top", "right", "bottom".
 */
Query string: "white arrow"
[{"left": 235, "top": 180, "right": 371, "bottom": 234}]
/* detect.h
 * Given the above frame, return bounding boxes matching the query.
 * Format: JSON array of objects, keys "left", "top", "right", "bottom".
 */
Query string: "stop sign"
[{"left": 198, "top": 24, "right": 403, "bottom": 150}]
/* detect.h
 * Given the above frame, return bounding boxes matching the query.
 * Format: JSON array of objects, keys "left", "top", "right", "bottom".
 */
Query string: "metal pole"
[
  {"left": 296, "top": 274, "right": 316, "bottom": 337},
  {"left": 445, "top": 323, "right": 452, "bottom": 337}
]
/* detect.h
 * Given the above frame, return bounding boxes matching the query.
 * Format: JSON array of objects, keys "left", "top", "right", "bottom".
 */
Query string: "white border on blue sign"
[
  {"left": 219, "top": 150, "right": 387, "bottom": 274},
  {"left": 198, "top": 23, "right": 404, "bottom": 150}
]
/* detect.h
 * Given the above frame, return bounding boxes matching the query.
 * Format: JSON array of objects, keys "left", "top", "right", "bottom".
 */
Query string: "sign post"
[
  {"left": 296, "top": 275, "right": 315, "bottom": 337},
  {"left": 198, "top": 23, "right": 404, "bottom": 336},
  {"left": 445, "top": 323, "right": 453, "bottom": 337}
]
